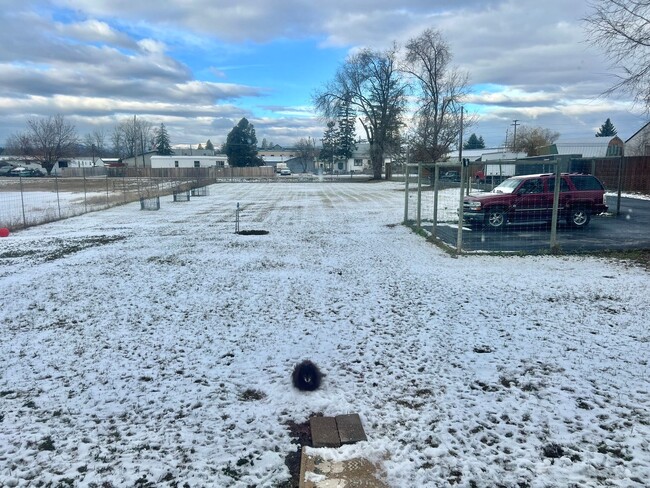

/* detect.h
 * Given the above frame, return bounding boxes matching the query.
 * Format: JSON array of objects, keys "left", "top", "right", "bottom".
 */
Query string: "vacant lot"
[{"left": 0, "top": 182, "right": 648, "bottom": 487}]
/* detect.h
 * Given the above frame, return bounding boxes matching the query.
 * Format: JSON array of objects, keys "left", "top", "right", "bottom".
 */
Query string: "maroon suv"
[{"left": 463, "top": 173, "right": 608, "bottom": 230}]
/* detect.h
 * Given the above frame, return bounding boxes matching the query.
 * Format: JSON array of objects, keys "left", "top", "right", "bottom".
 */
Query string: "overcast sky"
[{"left": 0, "top": 0, "right": 647, "bottom": 150}]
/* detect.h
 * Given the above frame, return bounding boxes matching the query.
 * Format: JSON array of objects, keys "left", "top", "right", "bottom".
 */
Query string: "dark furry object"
[{"left": 292, "top": 360, "right": 323, "bottom": 391}]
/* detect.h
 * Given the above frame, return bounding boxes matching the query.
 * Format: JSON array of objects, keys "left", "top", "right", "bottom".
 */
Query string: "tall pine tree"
[
  {"left": 595, "top": 118, "right": 617, "bottom": 137},
  {"left": 336, "top": 96, "right": 357, "bottom": 161},
  {"left": 225, "top": 118, "right": 262, "bottom": 167},
  {"left": 154, "top": 123, "right": 173, "bottom": 155},
  {"left": 319, "top": 121, "right": 338, "bottom": 167}
]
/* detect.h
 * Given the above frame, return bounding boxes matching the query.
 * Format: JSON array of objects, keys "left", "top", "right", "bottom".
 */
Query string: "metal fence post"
[
  {"left": 456, "top": 161, "right": 465, "bottom": 253},
  {"left": 550, "top": 158, "right": 561, "bottom": 250},
  {"left": 432, "top": 164, "right": 439, "bottom": 238},
  {"left": 416, "top": 163, "right": 422, "bottom": 229},
  {"left": 83, "top": 166, "right": 88, "bottom": 213},
  {"left": 403, "top": 164, "right": 410, "bottom": 223},
  {"left": 19, "top": 174, "right": 27, "bottom": 228},
  {"left": 616, "top": 154, "right": 623, "bottom": 216},
  {"left": 55, "top": 173, "right": 61, "bottom": 219}
]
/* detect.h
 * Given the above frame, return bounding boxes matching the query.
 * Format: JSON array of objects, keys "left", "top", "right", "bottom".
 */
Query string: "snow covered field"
[{"left": 0, "top": 181, "right": 648, "bottom": 487}]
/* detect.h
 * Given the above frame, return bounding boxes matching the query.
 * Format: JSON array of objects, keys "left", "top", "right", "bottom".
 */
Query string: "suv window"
[
  {"left": 518, "top": 178, "right": 543, "bottom": 194},
  {"left": 570, "top": 175, "right": 604, "bottom": 191},
  {"left": 547, "top": 177, "right": 570, "bottom": 193}
]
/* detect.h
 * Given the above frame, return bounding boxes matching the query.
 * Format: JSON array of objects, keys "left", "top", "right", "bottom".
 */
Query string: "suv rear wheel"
[
  {"left": 567, "top": 206, "right": 591, "bottom": 228},
  {"left": 485, "top": 208, "right": 507, "bottom": 230}
]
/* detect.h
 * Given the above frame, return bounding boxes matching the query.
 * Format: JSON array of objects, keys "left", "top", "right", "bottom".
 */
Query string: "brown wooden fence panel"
[{"left": 594, "top": 156, "right": 650, "bottom": 193}]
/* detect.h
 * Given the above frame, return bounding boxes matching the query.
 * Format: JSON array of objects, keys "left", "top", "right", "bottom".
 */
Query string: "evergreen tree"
[
  {"left": 464, "top": 133, "right": 485, "bottom": 150},
  {"left": 260, "top": 138, "right": 268, "bottom": 149},
  {"left": 205, "top": 139, "right": 214, "bottom": 150},
  {"left": 595, "top": 118, "right": 617, "bottom": 137},
  {"left": 197, "top": 143, "right": 204, "bottom": 150},
  {"left": 319, "top": 121, "right": 338, "bottom": 166},
  {"left": 225, "top": 117, "right": 262, "bottom": 167},
  {"left": 336, "top": 96, "right": 357, "bottom": 160},
  {"left": 154, "top": 123, "right": 173, "bottom": 155}
]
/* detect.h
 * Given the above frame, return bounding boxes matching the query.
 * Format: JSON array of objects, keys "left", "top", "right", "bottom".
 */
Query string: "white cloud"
[
  {"left": 56, "top": 19, "right": 134, "bottom": 47},
  {"left": 468, "top": 89, "right": 558, "bottom": 106},
  {"left": 0, "top": 0, "right": 646, "bottom": 148}
]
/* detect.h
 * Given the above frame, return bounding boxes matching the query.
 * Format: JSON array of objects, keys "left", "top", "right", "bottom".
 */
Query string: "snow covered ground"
[{"left": 0, "top": 181, "right": 648, "bottom": 487}]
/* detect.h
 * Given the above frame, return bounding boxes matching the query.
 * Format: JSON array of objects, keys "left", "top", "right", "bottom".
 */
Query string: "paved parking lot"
[{"left": 431, "top": 196, "right": 650, "bottom": 253}]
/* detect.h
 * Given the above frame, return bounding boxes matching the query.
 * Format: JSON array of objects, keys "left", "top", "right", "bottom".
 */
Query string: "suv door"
[
  {"left": 511, "top": 178, "right": 549, "bottom": 222},
  {"left": 546, "top": 176, "right": 571, "bottom": 215}
]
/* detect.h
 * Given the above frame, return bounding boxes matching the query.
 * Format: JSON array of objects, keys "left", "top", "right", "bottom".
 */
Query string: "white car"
[{"left": 280, "top": 168, "right": 291, "bottom": 176}]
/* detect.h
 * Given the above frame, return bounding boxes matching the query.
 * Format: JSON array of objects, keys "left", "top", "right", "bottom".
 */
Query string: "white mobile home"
[{"left": 150, "top": 155, "right": 229, "bottom": 168}]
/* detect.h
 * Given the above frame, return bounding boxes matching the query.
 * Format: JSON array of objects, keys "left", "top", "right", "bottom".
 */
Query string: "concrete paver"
[
  {"left": 301, "top": 414, "right": 382, "bottom": 487},
  {"left": 336, "top": 414, "right": 367, "bottom": 445},
  {"left": 310, "top": 416, "right": 341, "bottom": 448}
]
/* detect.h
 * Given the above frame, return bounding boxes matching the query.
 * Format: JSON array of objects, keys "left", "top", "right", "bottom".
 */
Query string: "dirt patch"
[
  {"left": 43, "top": 236, "right": 127, "bottom": 262},
  {"left": 0, "top": 235, "right": 127, "bottom": 262}
]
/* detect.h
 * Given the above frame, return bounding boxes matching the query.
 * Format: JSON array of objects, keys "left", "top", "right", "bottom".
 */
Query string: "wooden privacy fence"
[{"left": 594, "top": 156, "right": 650, "bottom": 193}]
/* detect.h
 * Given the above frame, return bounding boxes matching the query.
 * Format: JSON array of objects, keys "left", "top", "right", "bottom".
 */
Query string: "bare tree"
[
  {"left": 294, "top": 137, "right": 317, "bottom": 173},
  {"left": 507, "top": 126, "right": 560, "bottom": 156},
  {"left": 403, "top": 29, "right": 472, "bottom": 164},
  {"left": 26, "top": 115, "right": 78, "bottom": 174},
  {"left": 111, "top": 116, "right": 154, "bottom": 165},
  {"left": 585, "top": 0, "right": 650, "bottom": 110},
  {"left": 83, "top": 128, "right": 108, "bottom": 162},
  {"left": 314, "top": 46, "right": 406, "bottom": 179},
  {"left": 5, "top": 132, "right": 34, "bottom": 156}
]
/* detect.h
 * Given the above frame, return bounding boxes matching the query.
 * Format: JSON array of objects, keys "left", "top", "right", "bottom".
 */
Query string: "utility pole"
[
  {"left": 459, "top": 106, "right": 464, "bottom": 164},
  {"left": 133, "top": 114, "right": 137, "bottom": 168},
  {"left": 512, "top": 120, "right": 519, "bottom": 152}
]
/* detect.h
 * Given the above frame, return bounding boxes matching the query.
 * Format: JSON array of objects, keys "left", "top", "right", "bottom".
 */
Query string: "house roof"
[
  {"left": 625, "top": 121, "right": 650, "bottom": 143},
  {"left": 541, "top": 137, "right": 623, "bottom": 158}
]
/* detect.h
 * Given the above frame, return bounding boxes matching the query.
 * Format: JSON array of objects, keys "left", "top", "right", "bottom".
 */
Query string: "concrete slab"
[
  {"left": 299, "top": 448, "right": 388, "bottom": 488},
  {"left": 310, "top": 416, "right": 341, "bottom": 448},
  {"left": 336, "top": 414, "right": 367, "bottom": 445}
]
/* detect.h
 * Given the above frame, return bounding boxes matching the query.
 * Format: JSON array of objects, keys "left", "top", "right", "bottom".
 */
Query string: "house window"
[
  {"left": 194, "top": 161, "right": 200, "bottom": 168},
  {"left": 216, "top": 161, "right": 224, "bottom": 167},
  {"left": 354, "top": 159, "right": 363, "bottom": 166},
  {"left": 174, "top": 161, "right": 179, "bottom": 168}
]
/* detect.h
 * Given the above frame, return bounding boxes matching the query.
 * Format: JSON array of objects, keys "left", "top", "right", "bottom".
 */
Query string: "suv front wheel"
[
  {"left": 485, "top": 208, "right": 508, "bottom": 230},
  {"left": 567, "top": 206, "right": 591, "bottom": 228}
]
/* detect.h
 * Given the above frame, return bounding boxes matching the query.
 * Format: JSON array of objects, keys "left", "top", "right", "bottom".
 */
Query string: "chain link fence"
[
  {"left": 403, "top": 155, "right": 650, "bottom": 254},
  {"left": 0, "top": 166, "right": 273, "bottom": 231}
]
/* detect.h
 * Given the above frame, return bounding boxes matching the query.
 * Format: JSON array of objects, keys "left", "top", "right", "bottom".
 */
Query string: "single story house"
[
  {"left": 150, "top": 155, "right": 229, "bottom": 168},
  {"left": 121, "top": 151, "right": 158, "bottom": 168}
]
